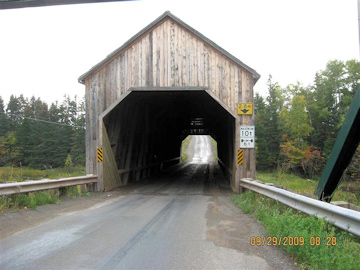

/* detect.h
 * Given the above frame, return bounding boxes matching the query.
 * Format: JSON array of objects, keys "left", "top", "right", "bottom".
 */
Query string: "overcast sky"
[{"left": 0, "top": 0, "right": 358, "bottom": 105}]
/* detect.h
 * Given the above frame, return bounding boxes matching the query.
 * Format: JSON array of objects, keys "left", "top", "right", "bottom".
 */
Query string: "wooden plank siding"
[
  {"left": 85, "top": 18, "right": 254, "bottom": 116},
  {"left": 83, "top": 15, "right": 257, "bottom": 190}
]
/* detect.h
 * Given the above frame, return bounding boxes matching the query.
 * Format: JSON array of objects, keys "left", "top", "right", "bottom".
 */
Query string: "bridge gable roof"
[{"left": 79, "top": 10, "right": 260, "bottom": 84}]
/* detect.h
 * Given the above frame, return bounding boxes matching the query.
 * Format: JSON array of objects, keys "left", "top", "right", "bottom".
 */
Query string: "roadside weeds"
[{"left": 232, "top": 191, "right": 360, "bottom": 270}]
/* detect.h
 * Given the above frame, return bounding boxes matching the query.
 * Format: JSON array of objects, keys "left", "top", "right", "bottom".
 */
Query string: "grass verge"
[
  {"left": 232, "top": 191, "right": 360, "bottom": 270},
  {"left": 180, "top": 135, "right": 192, "bottom": 162},
  {"left": 0, "top": 166, "right": 89, "bottom": 212},
  {"left": 256, "top": 171, "right": 360, "bottom": 206},
  {"left": 209, "top": 136, "right": 218, "bottom": 160},
  {"left": 0, "top": 166, "right": 86, "bottom": 184},
  {"left": 0, "top": 185, "right": 88, "bottom": 212},
  {"left": 0, "top": 190, "right": 59, "bottom": 212}
]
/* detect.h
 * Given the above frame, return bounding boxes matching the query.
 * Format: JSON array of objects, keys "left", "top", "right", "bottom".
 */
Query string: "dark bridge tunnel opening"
[{"left": 102, "top": 90, "right": 235, "bottom": 190}]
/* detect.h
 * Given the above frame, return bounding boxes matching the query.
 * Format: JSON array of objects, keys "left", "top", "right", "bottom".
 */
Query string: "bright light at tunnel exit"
[{"left": 181, "top": 135, "right": 218, "bottom": 164}]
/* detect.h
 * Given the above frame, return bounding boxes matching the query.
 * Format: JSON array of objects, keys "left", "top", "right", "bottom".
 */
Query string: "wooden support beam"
[
  {"left": 135, "top": 106, "right": 149, "bottom": 181},
  {"left": 122, "top": 108, "right": 138, "bottom": 185},
  {"left": 102, "top": 122, "right": 122, "bottom": 191}
]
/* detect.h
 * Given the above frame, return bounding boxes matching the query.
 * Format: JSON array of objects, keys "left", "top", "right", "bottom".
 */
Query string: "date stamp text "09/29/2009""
[{"left": 250, "top": 236, "right": 337, "bottom": 246}]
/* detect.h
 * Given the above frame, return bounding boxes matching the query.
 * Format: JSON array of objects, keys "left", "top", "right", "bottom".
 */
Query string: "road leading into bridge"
[{"left": 0, "top": 136, "right": 295, "bottom": 269}]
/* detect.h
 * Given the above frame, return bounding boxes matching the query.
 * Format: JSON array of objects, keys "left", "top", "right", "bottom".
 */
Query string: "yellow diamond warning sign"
[{"left": 237, "top": 103, "right": 253, "bottom": 115}]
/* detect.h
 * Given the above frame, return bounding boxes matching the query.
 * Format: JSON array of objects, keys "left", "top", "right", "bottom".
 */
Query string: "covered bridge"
[{"left": 78, "top": 11, "right": 260, "bottom": 192}]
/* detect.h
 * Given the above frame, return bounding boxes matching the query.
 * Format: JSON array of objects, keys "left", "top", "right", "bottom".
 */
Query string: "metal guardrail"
[
  {"left": 240, "top": 178, "right": 360, "bottom": 237},
  {"left": 0, "top": 175, "right": 98, "bottom": 196}
]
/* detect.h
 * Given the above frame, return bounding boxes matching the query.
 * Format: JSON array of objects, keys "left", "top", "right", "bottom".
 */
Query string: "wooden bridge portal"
[{"left": 78, "top": 11, "right": 260, "bottom": 192}]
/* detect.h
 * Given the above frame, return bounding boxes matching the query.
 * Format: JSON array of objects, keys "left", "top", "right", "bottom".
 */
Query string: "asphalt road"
[{"left": 0, "top": 136, "right": 296, "bottom": 270}]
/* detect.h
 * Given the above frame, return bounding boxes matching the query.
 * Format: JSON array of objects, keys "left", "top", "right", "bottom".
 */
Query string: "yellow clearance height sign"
[{"left": 237, "top": 103, "right": 253, "bottom": 115}]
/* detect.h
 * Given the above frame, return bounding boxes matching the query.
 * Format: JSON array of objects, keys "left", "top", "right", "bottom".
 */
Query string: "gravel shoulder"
[{"left": 0, "top": 191, "right": 123, "bottom": 240}]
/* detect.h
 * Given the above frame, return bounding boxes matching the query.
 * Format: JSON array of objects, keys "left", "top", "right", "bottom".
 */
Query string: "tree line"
[
  {"left": 255, "top": 59, "right": 360, "bottom": 181},
  {"left": 0, "top": 95, "right": 85, "bottom": 168},
  {"left": 0, "top": 59, "right": 359, "bottom": 181}
]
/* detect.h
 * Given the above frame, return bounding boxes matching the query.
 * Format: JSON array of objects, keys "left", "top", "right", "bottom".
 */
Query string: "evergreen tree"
[
  {"left": 0, "top": 96, "right": 11, "bottom": 137},
  {"left": 1, "top": 95, "right": 86, "bottom": 168},
  {"left": 310, "top": 60, "right": 358, "bottom": 157},
  {"left": 70, "top": 98, "right": 85, "bottom": 165},
  {"left": 46, "top": 100, "right": 72, "bottom": 167},
  {"left": 263, "top": 75, "right": 285, "bottom": 168},
  {"left": 6, "top": 95, "right": 25, "bottom": 129},
  {"left": 254, "top": 93, "right": 271, "bottom": 170}
]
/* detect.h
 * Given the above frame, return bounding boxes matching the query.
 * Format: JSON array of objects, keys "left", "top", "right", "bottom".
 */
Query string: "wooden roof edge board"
[
  {"left": 0, "top": 0, "right": 131, "bottom": 10},
  {"left": 78, "top": 10, "right": 260, "bottom": 84}
]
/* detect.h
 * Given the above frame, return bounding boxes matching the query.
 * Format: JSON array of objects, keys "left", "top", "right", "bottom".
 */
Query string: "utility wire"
[{"left": 0, "top": 111, "right": 85, "bottom": 129}]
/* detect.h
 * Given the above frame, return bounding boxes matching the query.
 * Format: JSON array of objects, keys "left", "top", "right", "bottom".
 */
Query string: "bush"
[
  {"left": 0, "top": 186, "right": 86, "bottom": 212},
  {"left": 64, "top": 154, "right": 74, "bottom": 168},
  {"left": 1, "top": 190, "right": 59, "bottom": 210}
]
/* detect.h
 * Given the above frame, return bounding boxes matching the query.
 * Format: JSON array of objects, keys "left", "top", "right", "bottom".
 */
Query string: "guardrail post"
[{"left": 52, "top": 188, "right": 60, "bottom": 197}]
